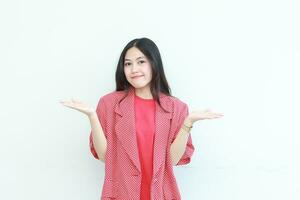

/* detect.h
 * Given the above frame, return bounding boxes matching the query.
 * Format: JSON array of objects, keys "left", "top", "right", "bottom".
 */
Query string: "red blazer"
[{"left": 89, "top": 87, "right": 195, "bottom": 200}]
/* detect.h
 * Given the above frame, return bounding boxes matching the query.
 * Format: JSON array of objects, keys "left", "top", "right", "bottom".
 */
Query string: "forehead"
[{"left": 124, "top": 47, "right": 147, "bottom": 61}]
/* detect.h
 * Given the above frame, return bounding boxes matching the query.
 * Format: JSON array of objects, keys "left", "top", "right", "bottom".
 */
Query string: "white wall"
[{"left": 0, "top": 0, "right": 299, "bottom": 199}]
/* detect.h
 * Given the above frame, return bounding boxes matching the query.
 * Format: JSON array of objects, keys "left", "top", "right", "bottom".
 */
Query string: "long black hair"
[{"left": 115, "top": 37, "right": 173, "bottom": 112}]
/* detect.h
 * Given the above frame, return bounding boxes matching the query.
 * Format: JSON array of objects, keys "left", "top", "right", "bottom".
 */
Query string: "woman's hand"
[
  {"left": 59, "top": 98, "right": 95, "bottom": 117},
  {"left": 186, "top": 109, "right": 224, "bottom": 124}
]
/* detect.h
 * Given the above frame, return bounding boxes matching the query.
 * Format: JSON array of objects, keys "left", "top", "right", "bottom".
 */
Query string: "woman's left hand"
[{"left": 186, "top": 109, "right": 224, "bottom": 124}]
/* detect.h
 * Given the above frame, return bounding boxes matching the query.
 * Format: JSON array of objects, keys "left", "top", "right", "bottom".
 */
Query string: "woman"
[{"left": 60, "top": 37, "right": 223, "bottom": 200}]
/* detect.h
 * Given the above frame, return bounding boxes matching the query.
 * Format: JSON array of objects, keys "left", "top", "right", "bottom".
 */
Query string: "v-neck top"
[{"left": 134, "top": 93, "right": 156, "bottom": 200}]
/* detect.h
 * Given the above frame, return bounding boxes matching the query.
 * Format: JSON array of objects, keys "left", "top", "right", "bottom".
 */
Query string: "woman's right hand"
[{"left": 60, "top": 98, "right": 95, "bottom": 117}]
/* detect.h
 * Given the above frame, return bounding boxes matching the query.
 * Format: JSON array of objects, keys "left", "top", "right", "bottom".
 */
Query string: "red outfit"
[
  {"left": 134, "top": 93, "right": 156, "bottom": 200},
  {"left": 89, "top": 87, "right": 195, "bottom": 199}
]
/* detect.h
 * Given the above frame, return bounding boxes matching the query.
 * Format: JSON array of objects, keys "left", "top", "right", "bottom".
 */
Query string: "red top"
[{"left": 134, "top": 92, "right": 156, "bottom": 200}]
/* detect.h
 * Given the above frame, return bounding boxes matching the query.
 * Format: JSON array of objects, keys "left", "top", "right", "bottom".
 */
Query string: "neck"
[{"left": 134, "top": 87, "right": 153, "bottom": 99}]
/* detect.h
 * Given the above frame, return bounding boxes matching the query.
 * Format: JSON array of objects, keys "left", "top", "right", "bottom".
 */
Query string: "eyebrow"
[{"left": 124, "top": 56, "right": 145, "bottom": 61}]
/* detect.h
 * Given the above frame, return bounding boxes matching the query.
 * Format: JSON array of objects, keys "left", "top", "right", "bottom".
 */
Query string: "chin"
[
  {"left": 130, "top": 82, "right": 150, "bottom": 89},
  {"left": 131, "top": 84, "right": 147, "bottom": 89}
]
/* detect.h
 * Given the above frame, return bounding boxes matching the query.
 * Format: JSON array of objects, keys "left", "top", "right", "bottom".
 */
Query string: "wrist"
[
  {"left": 184, "top": 118, "right": 194, "bottom": 127},
  {"left": 181, "top": 124, "right": 192, "bottom": 134},
  {"left": 88, "top": 111, "right": 97, "bottom": 119},
  {"left": 181, "top": 118, "right": 193, "bottom": 133}
]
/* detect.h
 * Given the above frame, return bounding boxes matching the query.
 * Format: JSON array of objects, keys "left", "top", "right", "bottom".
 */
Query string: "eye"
[
  {"left": 138, "top": 60, "right": 145, "bottom": 64},
  {"left": 124, "top": 62, "right": 131, "bottom": 66}
]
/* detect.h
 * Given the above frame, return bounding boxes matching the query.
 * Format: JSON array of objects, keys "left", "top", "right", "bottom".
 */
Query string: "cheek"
[
  {"left": 146, "top": 66, "right": 152, "bottom": 77},
  {"left": 124, "top": 68, "right": 130, "bottom": 77}
]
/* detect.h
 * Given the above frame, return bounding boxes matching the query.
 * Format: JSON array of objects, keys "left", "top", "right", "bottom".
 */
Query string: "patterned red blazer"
[{"left": 89, "top": 87, "right": 195, "bottom": 200}]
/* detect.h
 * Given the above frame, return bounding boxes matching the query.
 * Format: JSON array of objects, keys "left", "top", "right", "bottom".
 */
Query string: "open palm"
[
  {"left": 188, "top": 109, "right": 224, "bottom": 123},
  {"left": 60, "top": 98, "right": 94, "bottom": 116}
]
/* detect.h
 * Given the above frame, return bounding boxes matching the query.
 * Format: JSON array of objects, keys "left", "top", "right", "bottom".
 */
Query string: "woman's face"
[{"left": 124, "top": 47, "right": 153, "bottom": 90}]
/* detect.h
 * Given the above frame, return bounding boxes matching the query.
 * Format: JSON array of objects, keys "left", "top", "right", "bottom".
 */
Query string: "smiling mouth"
[{"left": 132, "top": 75, "right": 144, "bottom": 79}]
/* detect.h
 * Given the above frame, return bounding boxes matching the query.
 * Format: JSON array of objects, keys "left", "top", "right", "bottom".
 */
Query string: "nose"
[{"left": 131, "top": 63, "right": 139, "bottom": 73}]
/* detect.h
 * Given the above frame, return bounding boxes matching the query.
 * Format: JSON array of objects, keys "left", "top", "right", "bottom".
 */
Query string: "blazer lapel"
[
  {"left": 152, "top": 93, "right": 172, "bottom": 178},
  {"left": 114, "top": 87, "right": 173, "bottom": 176}
]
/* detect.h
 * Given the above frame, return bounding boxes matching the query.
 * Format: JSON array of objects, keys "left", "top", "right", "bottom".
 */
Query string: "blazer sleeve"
[
  {"left": 172, "top": 103, "right": 195, "bottom": 166},
  {"left": 89, "top": 97, "right": 107, "bottom": 160}
]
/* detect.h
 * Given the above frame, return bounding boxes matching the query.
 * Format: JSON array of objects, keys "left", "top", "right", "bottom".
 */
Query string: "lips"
[{"left": 132, "top": 75, "right": 144, "bottom": 79}]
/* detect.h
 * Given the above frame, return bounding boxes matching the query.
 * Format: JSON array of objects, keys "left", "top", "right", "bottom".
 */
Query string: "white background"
[{"left": 0, "top": 0, "right": 299, "bottom": 199}]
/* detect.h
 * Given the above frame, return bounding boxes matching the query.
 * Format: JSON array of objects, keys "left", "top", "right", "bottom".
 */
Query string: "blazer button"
[{"left": 132, "top": 173, "right": 139, "bottom": 176}]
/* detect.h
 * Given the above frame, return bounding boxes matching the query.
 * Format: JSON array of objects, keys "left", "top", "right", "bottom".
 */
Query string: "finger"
[
  {"left": 211, "top": 113, "right": 223, "bottom": 117},
  {"left": 62, "top": 101, "right": 76, "bottom": 108},
  {"left": 60, "top": 101, "right": 70, "bottom": 106},
  {"left": 213, "top": 113, "right": 222, "bottom": 116},
  {"left": 215, "top": 115, "right": 223, "bottom": 118},
  {"left": 71, "top": 98, "right": 82, "bottom": 104},
  {"left": 72, "top": 97, "right": 80, "bottom": 103}
]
